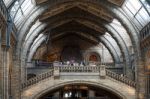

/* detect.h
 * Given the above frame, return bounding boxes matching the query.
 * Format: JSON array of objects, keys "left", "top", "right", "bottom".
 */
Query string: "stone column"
[
  {"left": 53, "top": 91, "right": 60, "bottom": 98},
  {"left": 136, "top": 56, "right": 146, "bottom": 99},
  {"left": 99, "top": 65, "right": 106, "bottom": 79},
  {"left": 89, "top": 90, "right": 95, "bottom": 98},
  {"left": 21, "top": 56, "right": 27, "bottom": 83},
  {"left": 11, "top": 53, "right": 21, "bottom": 99},
  {"left": 0, "top": 28, "right": 2, "bottom": 99},
  {"left": 0, "top": 23, "right": 10, "bottom": 99},
  {"left": 54, "top": 66, "right": 60, "bottom": 79},
  {"left": 1, "top": 45, "right": 10, "bottom": 99},
  {"left": 126, "top": 67, "right": 134, "bottom": 80}
]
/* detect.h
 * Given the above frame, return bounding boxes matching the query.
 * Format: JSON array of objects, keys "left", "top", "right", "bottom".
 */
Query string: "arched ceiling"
[{"left": 3, "top": 0, "right": 150, "bottom": 67}]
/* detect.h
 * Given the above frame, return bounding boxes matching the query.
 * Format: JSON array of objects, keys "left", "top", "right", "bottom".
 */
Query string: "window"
[
  {"left": 123, "top": 0, "right": 150, "bottom": 30},
  {"left": 6, "top": 0, "right": 35, "bottom": 28}
]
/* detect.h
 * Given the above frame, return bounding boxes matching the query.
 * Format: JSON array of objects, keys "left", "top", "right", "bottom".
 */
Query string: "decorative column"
[
  {"left": 0, "top": 27, "right": 2, "bottom": 99},
  {"left": 89, "top": 90, "right": 95, "bottom": 98},
  {"left": 53, "top": 91, "right": 60, "bottom": 98},
  {"left": 10, "top": 53, "right": 21, "bottom": 99},
  {"left": 136, "top": 53, "right": 146, "bottom": 99},
  {"left": 21, "top": 56, "right": 27, "bottom": 83},
  {"left": 1, "top": 45, "right": 10, "bottom": 99},
  {"left": 99, "top": 65, "right": 106, "bottom": 79},
  {"left": 137, "top": 59, "right": 146, "bottom": 99},
  {"left": 54, "top": 66, "right": 60, "bottom": 79},
  {"left": 0, "top": 21, "right": 11, "bottom": 99}
]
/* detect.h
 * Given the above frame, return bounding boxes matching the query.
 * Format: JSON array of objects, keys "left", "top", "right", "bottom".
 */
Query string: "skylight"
[{"left": 122, "top": 0, "right": 150, "bottom": 30}]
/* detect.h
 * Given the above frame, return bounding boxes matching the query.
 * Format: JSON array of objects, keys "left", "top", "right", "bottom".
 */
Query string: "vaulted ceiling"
[{"left": 3, "top": 0, "right": 150, "bottom": 68}]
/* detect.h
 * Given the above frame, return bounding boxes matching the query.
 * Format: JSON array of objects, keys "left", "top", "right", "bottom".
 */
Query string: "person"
[
  {"left": 80, "top": 61, "right": 84, "bottom": 66},
  {"left": 67, "top": 61, "right": 70, "bottom": 66},
  {"left": 70, "top": 60, "right": 74, "bottom": 66}
]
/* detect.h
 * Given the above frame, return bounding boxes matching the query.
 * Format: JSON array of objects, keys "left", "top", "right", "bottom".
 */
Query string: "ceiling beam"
[
  {"left": 40, "top": 3, "right": 113, "bottom": 22},
  {"left": 107, "top": 0, "right": 125, "bottom": 6}
]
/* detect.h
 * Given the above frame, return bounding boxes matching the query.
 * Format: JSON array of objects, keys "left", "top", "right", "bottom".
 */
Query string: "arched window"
[{"left": 89, "top": 55, "right": 98, "bottom": 62}]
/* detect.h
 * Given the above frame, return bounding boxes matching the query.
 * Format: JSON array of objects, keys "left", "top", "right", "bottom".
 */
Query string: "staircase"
[
  {"left": 22, "top": 69, "right": 54, "bottom": 89},
  {"left": 106, "top": 70, "right": 136, "bottom": 87},
  {"left": 21, "top": 66, "right": 136, "bottom": 99}
]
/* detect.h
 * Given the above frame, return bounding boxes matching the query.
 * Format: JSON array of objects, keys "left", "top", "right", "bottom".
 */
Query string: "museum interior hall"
[{"left": 0, "top": 0, "right": 150, "bottom": 99}]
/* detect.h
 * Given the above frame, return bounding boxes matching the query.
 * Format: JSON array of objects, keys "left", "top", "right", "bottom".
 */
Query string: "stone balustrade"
[
  {"left": 27, "top": 61, "right": 117, "bottom": 68},
  {"left": 106, "top": 70, "right": 136, "bottom": 88},
  {"left": 22, "top": 69, "right": 54, "bottom": 89},
  {"left": 140, "top": 22, "right": 150, "bottom": 41},
  {"left": 54, "top": 66, "right": 100, "bottom": 73},
  {"left": 22, "top": 65, "right": 136, "bottom": 90}
]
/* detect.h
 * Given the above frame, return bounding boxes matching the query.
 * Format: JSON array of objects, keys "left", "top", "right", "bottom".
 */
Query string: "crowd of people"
[
  {"left": 53, "top": 60, "right": 85, "bottom": 67},
  {"left": 33, "top": 60, "right": 98, "bottom": 67}
]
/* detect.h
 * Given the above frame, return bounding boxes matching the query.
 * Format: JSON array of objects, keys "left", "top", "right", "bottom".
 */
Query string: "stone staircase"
[{"left": 21, "top": 66, "right": 136, "bottom": 99}]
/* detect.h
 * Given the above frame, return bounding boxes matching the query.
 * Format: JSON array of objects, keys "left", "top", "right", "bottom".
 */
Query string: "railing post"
[
  {"left": 54, "top": 66, "right": 60, "bottom": 79},
  {"left": 100, "top": 65, "right": 106, "bottom": 79}
]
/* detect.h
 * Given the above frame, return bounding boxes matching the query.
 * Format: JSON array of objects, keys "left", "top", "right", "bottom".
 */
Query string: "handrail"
[
  {"left": 27, "top": 61, "right": 117, "bottom": 67},
  {"left": 22, "top": 67, "right": 136, "bottom": 89},
  {"left": 55, "top": 66, "right": 100, "bottom": 73},
  {"left": 106, "top": 70, "right": 136, "bottom": 88},
  {"left": 22, "top": 69, "right": 54, "bottom": 89}
]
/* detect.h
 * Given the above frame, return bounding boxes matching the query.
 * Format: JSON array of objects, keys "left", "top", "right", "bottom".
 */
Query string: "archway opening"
[
  {"left": 87, "top": 52, "right": 101, "bottom": 66},
  {"left": 60, "top": 45, "right": 83, "bottom": 64},
  {"left": 39, "top": 84, "right": 122, "bottom": 99}
]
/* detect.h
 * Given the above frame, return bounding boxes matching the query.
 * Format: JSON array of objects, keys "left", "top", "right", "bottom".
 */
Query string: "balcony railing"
[
  {"left": 55, "top": 66, "right": 100, "bottom": 73},
  {"left": 27, "top": 61, "right": 117, "bottom": 68},
  {"left": 22, "top": 65, "right": 136, "bottom": 89},
  {"left": 22, "top": 69, "right": 54, "bottom": 89},
  {"left": 140, "top": 22, "right": 150, "bottom": 41},
  {"left": 106, "top": 70, "right": 136, "bottom": 88}
]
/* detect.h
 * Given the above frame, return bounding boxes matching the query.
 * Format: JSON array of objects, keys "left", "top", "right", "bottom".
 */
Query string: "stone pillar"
[
  {"left": 136, "top": 56, "right": 146, "bottom": 99},
  {"left": 11, "top": 53, "right": 21, "bottom": 99},
  {"left": 21, "top": 56, "right": 27, "bottom": 83},
  {"left": 53, "top": 91, "right": 60, "bottom": 98},
  {"left": 0, "top": 28, "right": 2, "bottom": 99},
  {"left": 89, "top": 90, "right": 95, "bottom": 98},
  {"left": 1, "top": 45, "right": 10, "bottom": 99},
  {"left": 126, "top": 67, "right": 134, "bottom": 80},
  {"left": 54, "top": 66, "right": 60, "bottom": 79},
  {"left": 100, "top": 65, "right": 106, "bottom": 79}
]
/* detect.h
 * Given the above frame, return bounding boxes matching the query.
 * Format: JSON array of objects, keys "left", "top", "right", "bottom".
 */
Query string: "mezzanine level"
[{"left": 22, "top": 65, "right": 136, "bottom": 99}]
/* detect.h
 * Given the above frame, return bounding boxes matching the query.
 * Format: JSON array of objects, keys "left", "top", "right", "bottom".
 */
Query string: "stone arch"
[
  {"left": 31, "top": 80, "right": 127, "bottom": 99},
  {"left": 85, "top": 52, "right": 101, "bottom": 63},
  {"left": 17, "top": 0, "right": 137, "bottom": 59},
  {"left": 24, "top": 18, "right": 121, "bottom": 64},
  {"left": 27, "top": 32, "right": 118, "bottom": 63},
  {"left": 17, "top": 0, "right": 139, "bottom": 82}
]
